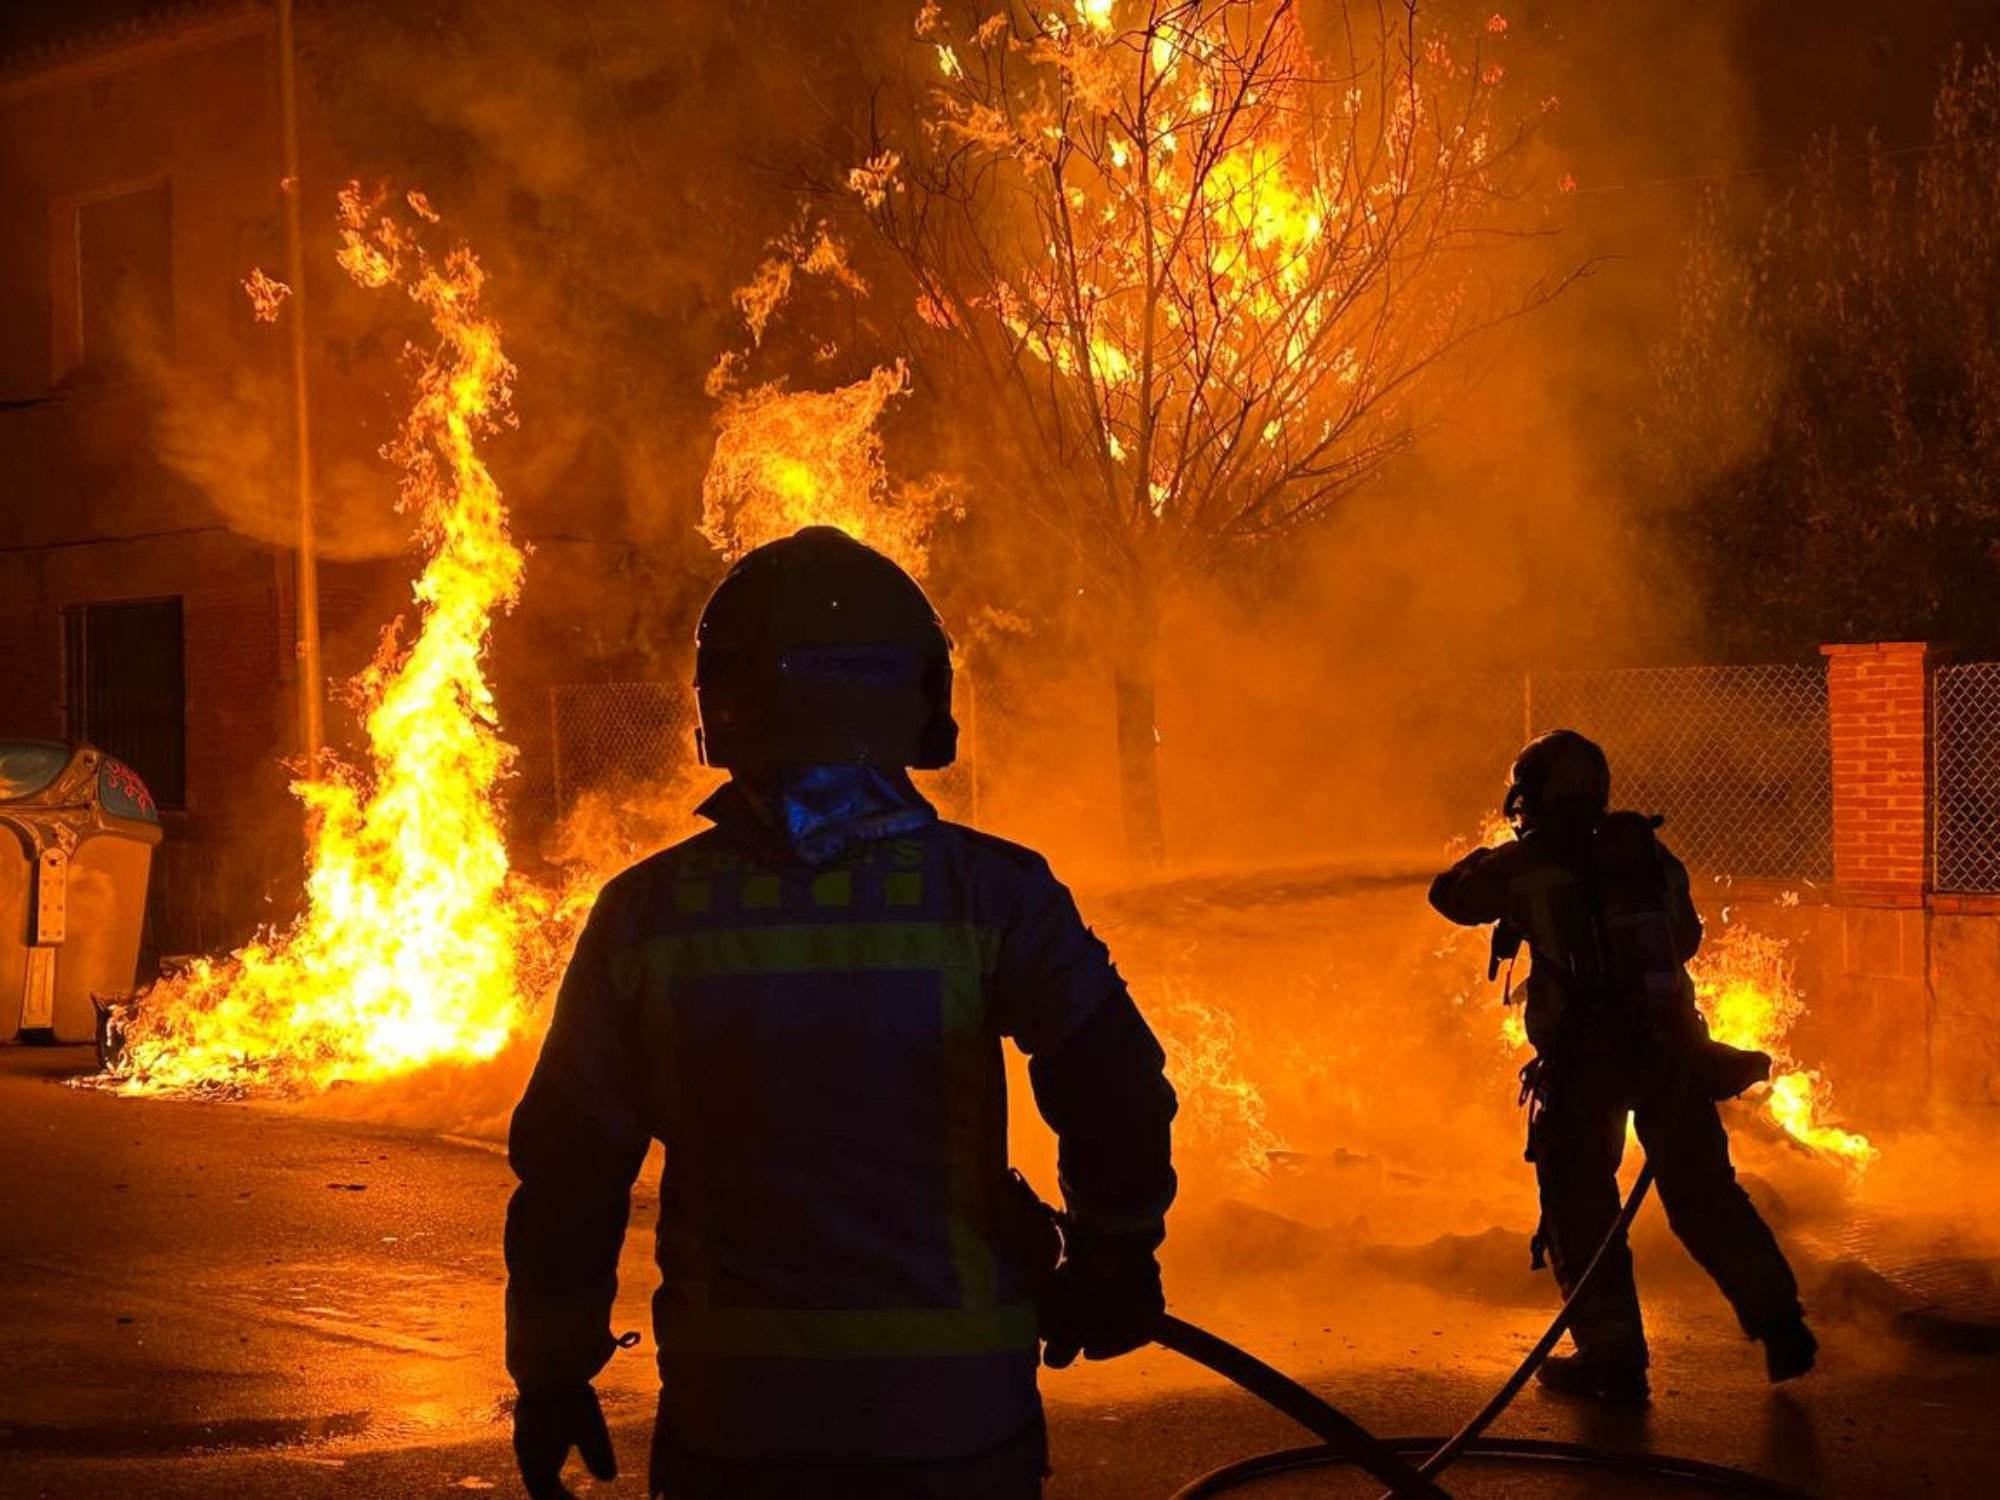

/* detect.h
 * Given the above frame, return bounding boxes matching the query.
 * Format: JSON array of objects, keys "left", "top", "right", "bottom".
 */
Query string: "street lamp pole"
[{"left": 277, "top": 0, "right": 322, "bottom": 773}]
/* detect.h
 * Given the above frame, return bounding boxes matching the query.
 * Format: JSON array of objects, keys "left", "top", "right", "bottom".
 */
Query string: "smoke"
[
  {"left": 246, "top": 0, "right": 1710, "bottom": 1112},
  {"left": 145, "top": 351, "right": 416, "bottom": 562},
  {"left": 114, "top": 1, "right": 1997, "bottom": 1296}
]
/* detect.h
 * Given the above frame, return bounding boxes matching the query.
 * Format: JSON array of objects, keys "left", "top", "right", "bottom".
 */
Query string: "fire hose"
[{"left": 1151, "top": 1159, "right": 1813, "bottom": 1498}]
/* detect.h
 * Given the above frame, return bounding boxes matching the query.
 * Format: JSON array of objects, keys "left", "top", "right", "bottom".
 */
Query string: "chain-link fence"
[
  {"left": 1527, "top": 664, "right": 1834, "bottom": 879},
  {"left": 1935, "top": 662, "right": 2000, "bottom": 893},
  {"left": 548, "top": 682, "right": 695, "bottom": 819},
  {"left": 536, "top": 667, "right": 1837, "bottom": 879}
]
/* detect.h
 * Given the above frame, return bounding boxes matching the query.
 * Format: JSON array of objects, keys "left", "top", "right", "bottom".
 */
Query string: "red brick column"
[{"left": 1822, "top": 642, "right": 1935, "bottom": 905}]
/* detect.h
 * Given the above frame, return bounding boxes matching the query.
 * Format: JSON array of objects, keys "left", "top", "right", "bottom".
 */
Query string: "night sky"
[
  {"left": 11, "top": 1, "right": 2000, "bottom": 171},
  {"left": 8, "top": 0, "right": 2000, "bottom": 166}
]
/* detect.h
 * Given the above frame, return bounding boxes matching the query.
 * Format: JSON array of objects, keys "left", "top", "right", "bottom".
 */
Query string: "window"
[
  {"left": 64, "top": 182, "right": 174, "bottom": 378},
  {"left": 64, "top": 598, "right": 187, "bottom": 810}
]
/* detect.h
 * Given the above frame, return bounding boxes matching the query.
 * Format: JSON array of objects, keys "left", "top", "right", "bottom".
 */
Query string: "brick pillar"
[
  {"left": 1819, "top": 643, "right": 1939, "bottom": 1117},
  {"left": 1823, "top": 642, "right": 1936, "bottom": 905}
]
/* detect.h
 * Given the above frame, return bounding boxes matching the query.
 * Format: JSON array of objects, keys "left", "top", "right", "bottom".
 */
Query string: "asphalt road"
[{"left": 0, "top": 1045, "right": 1993, "bottom": 1499}]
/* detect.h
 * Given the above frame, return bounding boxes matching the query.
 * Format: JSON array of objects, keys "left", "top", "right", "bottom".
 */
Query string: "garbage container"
[{"left": 0, "top": 741, "right": 162, "bottom": 1044}]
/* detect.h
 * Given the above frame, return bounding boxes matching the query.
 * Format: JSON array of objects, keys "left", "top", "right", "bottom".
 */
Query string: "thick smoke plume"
[{"left": 123, "top": 1, "right": 1999, "bottom": 1282}]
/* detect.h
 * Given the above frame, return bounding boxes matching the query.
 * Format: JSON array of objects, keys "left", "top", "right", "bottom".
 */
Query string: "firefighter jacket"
[
  {"left": 1428, "top": 823, "right": 1703, "bottom": 1055},
  {"left": 505, "top": 769, "right": 1178, "bottom": 1461}
]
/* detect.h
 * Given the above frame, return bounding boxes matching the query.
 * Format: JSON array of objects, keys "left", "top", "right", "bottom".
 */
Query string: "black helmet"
[
  {"left": 694, "top": 526, "right": 957, "bottom": 770},
  {"left": 1504, "top": 729, "right": 1611, "bottom": 827}
]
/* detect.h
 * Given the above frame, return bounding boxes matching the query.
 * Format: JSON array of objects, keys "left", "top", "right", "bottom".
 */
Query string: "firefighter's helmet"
[
  {"left": 694, "top": 527, "right": 957, "bottom": 770},
  {"left": 1504, "top": 728, "right": 1611, "bottom": 828}
]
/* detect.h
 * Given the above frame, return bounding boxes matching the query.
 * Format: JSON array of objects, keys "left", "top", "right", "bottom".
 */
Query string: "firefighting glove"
[
  {"left": 513, "top": 1384, "right": 616, "bottom": 1500},
  {"left": 1038, "top": 1232, "right": 1165, "bottom": 1369}
]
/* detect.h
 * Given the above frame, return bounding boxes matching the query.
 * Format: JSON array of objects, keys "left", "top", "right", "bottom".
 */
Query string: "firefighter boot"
[
  {"left": 1534, "top": 1350, "right": 1651, "bottom": 1405},
  {"left": 1761, "top": 1315, "right": 1818, "bottom": 1383}
]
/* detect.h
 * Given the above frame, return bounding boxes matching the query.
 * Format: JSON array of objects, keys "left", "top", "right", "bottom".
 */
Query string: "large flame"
[{"left": 103, "top": 187, "right": 557, "bottom": 1095}]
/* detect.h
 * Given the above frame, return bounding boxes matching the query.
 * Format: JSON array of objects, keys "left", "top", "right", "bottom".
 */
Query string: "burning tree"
[{"left": 836, "top": 0, "right": 1570, "bottom": 859}]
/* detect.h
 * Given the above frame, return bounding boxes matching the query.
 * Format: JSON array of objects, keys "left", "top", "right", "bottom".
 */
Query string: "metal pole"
[{"left": 277, "top": 0, "right": 323, "bottom": 772}]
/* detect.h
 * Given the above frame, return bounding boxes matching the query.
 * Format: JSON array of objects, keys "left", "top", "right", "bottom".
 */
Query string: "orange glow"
[{"left": 104, "top": 187, "right": 565, "bottom": 1094}]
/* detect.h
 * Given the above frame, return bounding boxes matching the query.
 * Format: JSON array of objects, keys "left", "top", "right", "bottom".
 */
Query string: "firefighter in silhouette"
[
  {"left": 505, "top": 527, "right": 1178, "bottom": 1499},
  {"left": 1430, "top": 730, "right": 1816, "bottom": 1403}
]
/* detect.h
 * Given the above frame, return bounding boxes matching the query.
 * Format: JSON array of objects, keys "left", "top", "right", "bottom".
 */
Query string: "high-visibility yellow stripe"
[
  {"left": 886, "top": 871, "right": 924, "bottom": 907},
  {"left": 635, "top": 923, "right": 999, "bottom": 986},
  {"left": 655, "top": 1301, "right": 1036, "bottom": 1358},
  {"left": 740, "top": 874, "right": 782, "bottom": 909},
  {"left": 811, "top": 869, "right": 853, "bottom": 908}
]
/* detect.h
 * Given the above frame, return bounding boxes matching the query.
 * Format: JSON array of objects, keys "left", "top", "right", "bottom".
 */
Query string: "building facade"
[{"left": 0, "top": 5, "right": 302, "bottom": 954}]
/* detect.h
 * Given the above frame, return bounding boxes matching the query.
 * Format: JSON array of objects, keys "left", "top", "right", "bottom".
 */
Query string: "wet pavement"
[
  {"left": 2, "top": 1044, "right": 1996, "bottom": 1498},
  {"left": 1798, "top": 1214, "right": 2000, "bottom": 1357}
]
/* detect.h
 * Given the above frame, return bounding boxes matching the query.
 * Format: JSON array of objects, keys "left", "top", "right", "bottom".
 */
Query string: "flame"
[
  {"left": 700, "top": 361, "right": 957, "bottom": 578},
  {"left": 242, "top": 267, "right": 291, "bottom": 323},
  {"left": 1691, "top": 928, "right": 1876, "bottom": 1167},
  {"left": 1154, "top": 989, "right": 1286, "bottom": 1176},
  {"left": 102, "top": 187, "right": 559, "bottom": 1095},
  {"left": 1077, "top": 0, "right": 1115, "bottom": 32},
  {"left": 905, "top": 0, "right": 1478, "bottom": 516}
]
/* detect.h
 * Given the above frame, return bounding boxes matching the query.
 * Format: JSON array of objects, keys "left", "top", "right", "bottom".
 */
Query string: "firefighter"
[
  {"left": 1429, "top": 730, "right": 1816, "bottom": 1403},
  {"left": 505, "top": 527, "right": 1178, "bottom": 1499}
]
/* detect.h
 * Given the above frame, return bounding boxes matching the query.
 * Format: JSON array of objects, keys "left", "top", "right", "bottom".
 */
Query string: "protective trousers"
[
  {"left": 1531, "top": 1052, "right": 1802, "bottom": 1363},
  {"left": 649, "top": 1411, "right": 1046, "bottom": 1499}
]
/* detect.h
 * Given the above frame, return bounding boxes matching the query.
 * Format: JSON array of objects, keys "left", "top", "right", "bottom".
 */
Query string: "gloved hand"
[
  {"left": 1038, "top": 1232, "right": 1164, "bottom": 1369},
  {"left": 513, "top": 1384, "right": 617, "bottom": 1500}
]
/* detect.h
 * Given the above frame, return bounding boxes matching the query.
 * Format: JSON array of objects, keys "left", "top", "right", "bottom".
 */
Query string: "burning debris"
[
  {"left": 1153, "top": 985, "right": 1288, "bottom": 1177},
  {"left": 1692, "top": 927, "right": 1876, "bottom": 1167},
  {"left": 241, "top": 267, "right": 292, "bottom": 324}
]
